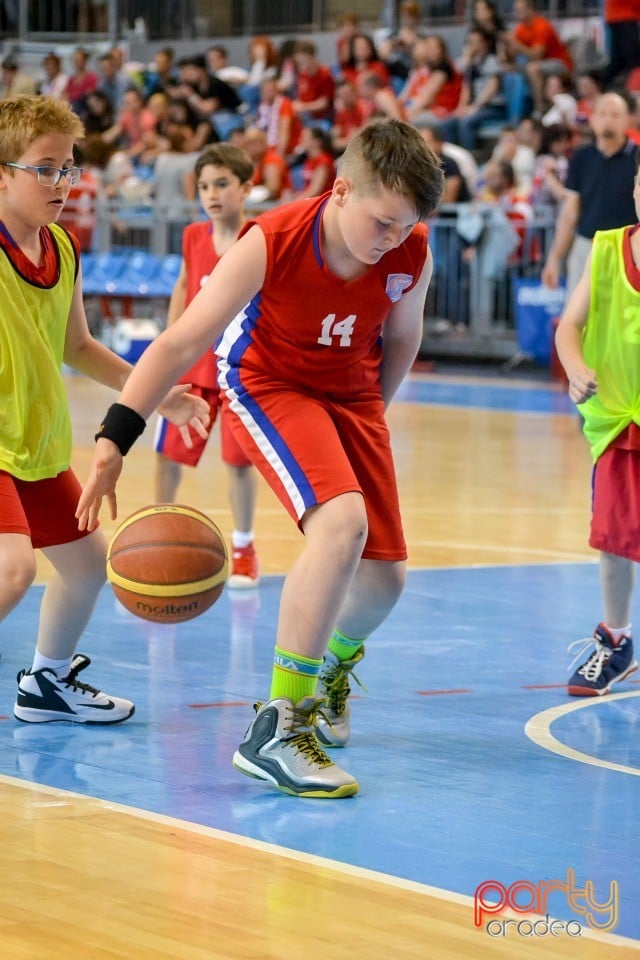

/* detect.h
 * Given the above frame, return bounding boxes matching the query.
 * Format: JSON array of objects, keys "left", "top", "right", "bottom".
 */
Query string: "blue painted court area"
[
  {"left": 1, "top": 564, "right": 638, "bottom": 941},
  {"left": 397, "top": 372, "right": 575, "bottom": 414}
]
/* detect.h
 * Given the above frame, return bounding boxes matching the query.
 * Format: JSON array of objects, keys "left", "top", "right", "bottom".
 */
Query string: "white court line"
[
  {"left": 525, "top": 690, "right": 640, "bottom": 778},
  {"left": 0, "top": 771, "right": 638, "bottom": 949}
]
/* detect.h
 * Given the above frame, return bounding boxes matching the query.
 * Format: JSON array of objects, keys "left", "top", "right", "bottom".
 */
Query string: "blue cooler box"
[{"left": 112, "top": 319, "right": 161, "bottom": 364}]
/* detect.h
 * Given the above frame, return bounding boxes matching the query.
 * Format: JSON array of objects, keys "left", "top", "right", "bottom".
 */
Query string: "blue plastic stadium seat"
[
  {"left": 112, "top": 251, "right": 163, "bottom": 297},
  {"left": 152, "top": 253, "right": 182, "bottom": 297},
  {"left": 81, "top": 252, "right": 128, "bottom": 296}
]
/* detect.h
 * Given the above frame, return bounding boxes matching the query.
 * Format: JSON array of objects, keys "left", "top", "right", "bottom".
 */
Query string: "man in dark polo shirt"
[{"left": 542, "top": 92, "right": 638, "bottom": 296}]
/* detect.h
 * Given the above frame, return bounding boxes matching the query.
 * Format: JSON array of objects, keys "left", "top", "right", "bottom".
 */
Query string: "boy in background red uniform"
[{"left": 154, "top": 144, "right": 261, "bottom": 588}]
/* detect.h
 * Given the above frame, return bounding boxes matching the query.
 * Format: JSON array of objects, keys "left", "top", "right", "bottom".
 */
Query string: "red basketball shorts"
[
  {"left": 0, "top": 468, "right": 94, "bottom": 548},
  {"left": 222, "top": 377, "right": 407, "bottom": 561},
  {"left": 154, "top": 385, "right": 252, "bottom": 468},
  {"left": 590, "top": 439, "right": 640, "bottom": 562}
]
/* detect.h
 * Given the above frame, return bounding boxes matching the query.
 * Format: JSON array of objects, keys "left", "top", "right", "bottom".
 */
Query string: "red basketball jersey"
[
  {"left": 216, "top": 193, "right": 429, "bottom": 400},
  {"left": 181, "top": 220, "right": 221, "bottom": 388}
]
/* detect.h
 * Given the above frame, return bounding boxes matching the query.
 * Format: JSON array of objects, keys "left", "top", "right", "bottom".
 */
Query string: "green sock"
[
  {"left": 328, "top": 629, "right": 365, "bottom": 662},
  {"left": 269, "top": 646, "right": 322, "bottom": 702}
]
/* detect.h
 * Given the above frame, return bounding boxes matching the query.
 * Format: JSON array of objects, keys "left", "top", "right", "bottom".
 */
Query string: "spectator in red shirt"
[
  {"left": 335, "top": 12, "right": 361, "bottom": 76},
  {"left": 503, "top": 0, "right": 573, "bottom": 115},
  {"left": 256, "top": 76, "right": 302, "bottom": 158},
  {"left": 400, "top": 35, "right": 462, "bottom": 124},
  {"left": 287, "top": 125, "right": 335, "bottom": 200},
  {"left": 357, "top": 72, "right": 407, "bottom": 123},
  {"left": 292, "top": 40, "right": 335, "bottom": 123},
  {"left": 332, "top": 79, "right": 367, "bottom": 153},
  {"left": 104, "top": 87, "right": 157, "bottom": 162},
  {"left": 340, "top": 33, "right": 390, "bottom": 88},
  {"left": 242, "top": 126, "right": 291, "bottom": 200},
  {"left": 65, "top": 48, "right": 99, "bottom": 119}
]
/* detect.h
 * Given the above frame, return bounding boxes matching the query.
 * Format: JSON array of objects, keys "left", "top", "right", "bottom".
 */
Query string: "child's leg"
[
  {"left": 568, "top": 550, "right": 638, "bottom": 697},
  {"left": 227, "top": 463, "right": 257, "bottom": 534},
  {"left": 222, "top": 411, "right": 261, "bottom": 589},
  {"left": 315, "top": 558, "right": 406, "bottom": 748},
  {"left": 233, "top": 491, "right": 364, "bottom": 798},
  {"left": 0, "top": 533, "right": 37, "bottom": 620},
  {"left": 37, "top": 529, "right": 108, "bottom": 660},
  {"left": 276, "top": 491, "right": 368, "bottom": 661},
  {"left": 153, "top": 389, "right": 213, "bottom": 503},
  {"left": 14, "top": 527, "right": 135, "bottom": 723},
  {"left": 154, "top": 453, "right": 182, "bottom": 503},
  {"left": 600, "top": 551, "right": 635, "bottom": 628},
  {"left": 335, "top": 557, "right": 406, "bottom": 640}
]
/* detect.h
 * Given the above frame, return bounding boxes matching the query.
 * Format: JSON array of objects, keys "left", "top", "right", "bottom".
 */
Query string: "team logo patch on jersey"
[{"left": 385, "top": 273, "right": 413, "bottom": 302}]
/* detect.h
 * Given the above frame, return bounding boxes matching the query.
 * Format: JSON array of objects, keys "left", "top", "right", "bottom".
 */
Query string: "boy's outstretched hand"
[
  {"left": 157, "top": 383, "right": 210, "bottom": 448},
  {"left": 76, "top": 437, "right": 123, "bottom": 532},
  {"left": 76, "top": 385, "right": 210, "bottom": 532}
]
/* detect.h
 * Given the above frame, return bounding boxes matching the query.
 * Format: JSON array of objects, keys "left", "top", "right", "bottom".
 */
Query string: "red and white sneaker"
[{"left": 228, "top": 543, "right": 260, "bottom": 590}]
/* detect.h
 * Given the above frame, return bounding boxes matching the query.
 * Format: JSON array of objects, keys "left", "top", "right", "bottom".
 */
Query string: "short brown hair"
[
  {"left": 195, "top": 143, "right": 253, "bottom": 184},
  {"left": 0, "top": 95, "right": 84, "bottom": 162},
  {"left": 338, "top": 119, "right": 444, "bottom": 221}
]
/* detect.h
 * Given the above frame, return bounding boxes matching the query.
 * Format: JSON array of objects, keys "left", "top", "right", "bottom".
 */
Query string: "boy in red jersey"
[
  {"left": 77, "top": 119, "right": 444, "bottom": 798},
  {"left": 154, "top": 144, "right": 261, "bottom": 588},
  {"left": 0, "top": 95, "right": 207, "bottom": 723}
]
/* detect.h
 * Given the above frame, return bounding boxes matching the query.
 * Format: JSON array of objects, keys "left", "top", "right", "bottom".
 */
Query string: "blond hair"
[{"left": 0, "top": 95, "right": 85, "bottom": 162}]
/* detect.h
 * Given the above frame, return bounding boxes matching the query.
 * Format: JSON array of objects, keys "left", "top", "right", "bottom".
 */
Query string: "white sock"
[
  {"left": 232, "top": 530, "right": 254, "bottom": 549},
  {"left": 30, "top": 651, "right": 73, "bottom": 678},
  {"left": 607, "top": 624, "right": 631, "bottom": 642}
]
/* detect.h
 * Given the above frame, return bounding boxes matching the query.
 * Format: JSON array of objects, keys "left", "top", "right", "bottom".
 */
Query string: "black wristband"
[{"left": 95, "top": 403, "right": 146, "bottom": 456}]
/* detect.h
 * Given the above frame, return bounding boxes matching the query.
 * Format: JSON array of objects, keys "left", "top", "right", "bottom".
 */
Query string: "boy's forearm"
[
  {"left": 554, "top": 322, "right": 584, "bottom": 375},
  {"left": 379, "top": 326, "right": 423, "bottom": 407},
  {"left": 65, "top": 337, "right": 131, "bottom": 391}
]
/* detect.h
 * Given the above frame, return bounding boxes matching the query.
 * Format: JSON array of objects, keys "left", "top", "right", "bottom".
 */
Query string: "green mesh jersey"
[
  {"left": 0, "top": 223, "right": 77, "bottom": 480},
  {"left": 580, "top": 225, "right": 640, "bottom": 462}
]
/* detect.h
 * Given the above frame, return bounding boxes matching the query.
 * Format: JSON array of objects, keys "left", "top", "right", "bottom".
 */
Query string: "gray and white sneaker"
[
  {"left": 14, "top": 654, "right": 135, "bottom": 724},
  {"left": 233, "top": 695, "right": 358, "bottom": 798},
  {"left": 315, "top": 647, "right": 365, "bottom": 748}
]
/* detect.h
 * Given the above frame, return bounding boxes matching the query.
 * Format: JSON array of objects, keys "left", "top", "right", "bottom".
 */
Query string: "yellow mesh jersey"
[
  {"left": 0, "top": 224, "right": 77, "bottom": 480},
  {"left": 581, "top": 226, "right": 640, "bottom": 462}
]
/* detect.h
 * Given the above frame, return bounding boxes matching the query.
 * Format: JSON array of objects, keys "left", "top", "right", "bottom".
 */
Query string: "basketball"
[{"left": 106, "top": 504, "right": 228, "bottom": 624}]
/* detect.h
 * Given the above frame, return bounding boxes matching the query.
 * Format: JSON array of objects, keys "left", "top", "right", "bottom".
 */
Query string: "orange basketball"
[{"left": 106, "top": 504, "right": 228, "bottom": 624}]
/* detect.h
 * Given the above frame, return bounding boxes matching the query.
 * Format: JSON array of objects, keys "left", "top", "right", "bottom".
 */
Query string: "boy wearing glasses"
[{"left": 0, "top": 95, "right": 208, "bottom": 722}]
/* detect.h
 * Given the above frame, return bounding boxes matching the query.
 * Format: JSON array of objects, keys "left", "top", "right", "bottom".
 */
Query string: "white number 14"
[{"left": 317, "top": 313, "right": 356, "bottom": 347}]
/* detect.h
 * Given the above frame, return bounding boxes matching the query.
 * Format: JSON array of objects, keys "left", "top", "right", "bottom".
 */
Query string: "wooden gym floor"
[{"left": 0, "top": 368, "right": 639, "bottom": 958}]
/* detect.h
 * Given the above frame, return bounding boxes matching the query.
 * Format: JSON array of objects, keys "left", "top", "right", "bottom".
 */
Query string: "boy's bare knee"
[{"left": 4, "top": 557, "right": 37, "bottom": 601}]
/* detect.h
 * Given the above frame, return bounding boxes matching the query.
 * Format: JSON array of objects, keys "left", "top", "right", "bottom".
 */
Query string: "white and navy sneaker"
[
  {"left": 233, "top": 696, "right": 358, "bottom": 798},
  {"left": 568, "top": 624, "right": 638, "bottom": 696},
  {"left": 14, "top": 654, "right": 135, "bottom": 724}
]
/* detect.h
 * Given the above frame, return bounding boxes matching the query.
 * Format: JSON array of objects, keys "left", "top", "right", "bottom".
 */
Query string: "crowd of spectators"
[{"left": 1, "top": 0, "right": 638, "bottom": 273}]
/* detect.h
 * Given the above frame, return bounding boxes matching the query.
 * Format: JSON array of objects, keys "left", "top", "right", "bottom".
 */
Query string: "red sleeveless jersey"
[{"left": 216, "top": 193, "right": 429, "bottom": 400}]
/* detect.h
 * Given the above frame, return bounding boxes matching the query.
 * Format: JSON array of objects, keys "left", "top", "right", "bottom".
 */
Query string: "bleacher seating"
[
  {"left": 81, "top": 251, "right": 180, "bottom": 299},
  {"left": 477, "top": 71, "right": 533, "bottom": 143}
]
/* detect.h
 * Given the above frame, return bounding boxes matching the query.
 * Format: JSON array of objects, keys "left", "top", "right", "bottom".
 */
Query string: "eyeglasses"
[{"left": 0, "top": 161, "right": 83, "bottom": 187}]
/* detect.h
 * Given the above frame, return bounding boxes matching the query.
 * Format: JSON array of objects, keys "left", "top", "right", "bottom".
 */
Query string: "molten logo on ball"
[{"left": 106, "top": 504, "right": 229, "bottom": 624}]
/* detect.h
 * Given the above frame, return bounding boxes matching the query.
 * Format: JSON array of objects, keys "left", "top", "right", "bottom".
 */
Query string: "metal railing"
[
  {"left": 74, "top": 194, "right": 557, "bottom": 360},
  {"left": 4, "top": 0, "right": 601, "bottom": 42}
]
